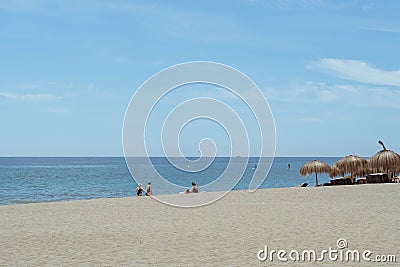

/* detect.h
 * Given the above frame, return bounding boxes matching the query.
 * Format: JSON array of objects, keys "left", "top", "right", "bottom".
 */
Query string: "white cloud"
[
  {"left": 263, "top": 82, "right": 400, "bottom": 109},
  {"left": 310, "top": 58, "right": 400, "bottom": 87},
  {"left": 46, "top": 107, "right": 71, "bottom": 113},
  {"left": 113, "top": 56, "right": 134, "bottom": 65},
  {"left": 361, "top": 26, "right": 400, "bottom": 34},
  {"left": 0, "top": 92, "right": 62, "bottom": 101},
  {"left": 0, "top": 0, "right": 42, "bottom": 12},
  {"left": 297, "top": 117, "right": 322, "bottom": 123},
  {"left": 274, "top": 0, "right": 328, "bottom": 9}
]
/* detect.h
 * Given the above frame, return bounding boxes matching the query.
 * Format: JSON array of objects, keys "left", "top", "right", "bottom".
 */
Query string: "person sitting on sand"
[
  {"left": 146, "top": 182, "right": 153, "bottom": 196},
  {"left": 185, "top": 181, "right": 199, "bottom": 194},
  {"left": 136, "top": 183, "right": 144, "bottom": 196}
]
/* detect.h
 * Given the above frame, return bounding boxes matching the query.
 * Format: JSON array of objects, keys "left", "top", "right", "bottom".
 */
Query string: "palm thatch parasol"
[
  {"left": 329, "top": 165, "right": 342, "bottom": 178},
  {"left": 358, "top": 167, "right": 373, "bottom": 178},
  {"left": 396, "top": 164, "right": 400, "bottom": 176},
  {"left": 331, "top": 155, "right": 368, "bottom": 180},
  {"left": 368, "top": 140, "right": 400, "bottom": 177},
  {"left": 300, "top": 160, "right": 331, "bottom": 186}
]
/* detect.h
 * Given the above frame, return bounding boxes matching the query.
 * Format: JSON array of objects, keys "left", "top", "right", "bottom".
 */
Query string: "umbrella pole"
[{"left": 315, "top": 173, "right": 319, "bottom": 186}]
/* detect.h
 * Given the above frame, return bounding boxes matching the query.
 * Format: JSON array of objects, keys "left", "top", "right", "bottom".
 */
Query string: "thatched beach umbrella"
[
  {"left": 368, "top": 140, "right": 400, "bottom": 177},
  {"left": 300, "top": 160, "right": 331, "bottom": 186},
  {"left": 329, "top": 165, "right": 342, "bottom": 178},
  {"left": 331, "top": 155, "right": 368, "bottom": 179},
  {"left": 358, "top": 167, "right": 373, "bottom": 178},
  {"left": 396, "top": 164, "right": 400, "bottom": 176}
]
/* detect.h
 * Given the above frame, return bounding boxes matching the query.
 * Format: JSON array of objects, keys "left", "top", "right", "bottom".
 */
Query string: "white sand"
[{"left": 1, "top": 184, "right": 399, "bottom": 266}]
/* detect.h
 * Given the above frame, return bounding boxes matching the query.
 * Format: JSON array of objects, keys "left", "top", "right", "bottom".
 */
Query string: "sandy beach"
[{"left": 1, "top": 184, "right": 399, "bottom": 266}]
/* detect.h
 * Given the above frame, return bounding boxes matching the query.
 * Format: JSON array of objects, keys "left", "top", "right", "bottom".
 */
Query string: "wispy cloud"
[
  {"left": 0, "top": 80, "right": 120, "bottom": 106},
  {"left": 0, "top": 0, "right": 44, "bottom": 12},
  {"left": 0, "top": 0, "right": 256, "bottom": 45},
  {"left": 0, "top": 92, "right": 62, "bottom": 101},
  {"left": 360, "top": 26, "right": 400, "bottom": 34},
  {"left": 46, "top": 107, "right": 71, "bottom": 113},
  {"left": 113, "top": 56, "right": 134, "bottom": 65},
  {"left": 264, "top": 82, "right": 400, "bottom": 109},
  {"left": 97, "top": 1, "right": 254, "bottom": 45},
  {"left": 296, "top": 117, "right": 322, "bottom": 123},
  {"left": 309, "top": 58, "right": 400, "bottom": 87},
  {"left": 274, "top": 0, "right": 329, "bottom": 9}
]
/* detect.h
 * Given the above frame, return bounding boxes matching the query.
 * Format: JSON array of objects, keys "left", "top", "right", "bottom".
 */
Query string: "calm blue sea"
[{"left": 0, "top": 157, "right": 340, "bottom": 205}]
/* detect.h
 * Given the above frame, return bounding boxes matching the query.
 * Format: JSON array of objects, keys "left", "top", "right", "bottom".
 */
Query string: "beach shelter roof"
[
  {"left": 331, "top": 155, "right": 367, "bottom": 178},
  {"left": 329, "top": 165, "right": 342, "bottom": 178},
  {"left": 368, "top": 141, "right": 400, "bottom": 174},
  {"left": 300, "top": 160, "right": 331, "bottom": 186}
]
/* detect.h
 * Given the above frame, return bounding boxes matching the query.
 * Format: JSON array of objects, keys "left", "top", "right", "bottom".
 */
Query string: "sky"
[{"left": 1, "top": 0, "right": 400, "bottom": 157}]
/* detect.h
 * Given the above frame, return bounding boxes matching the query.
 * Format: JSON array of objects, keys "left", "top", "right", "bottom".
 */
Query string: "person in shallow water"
[
  {"left": 185, "top": 181, "right": 199, "bottom": 194},
  {"left": 145, "top": 182, "right": 153, "bottom": 196},
  {"left": 136, "top": 183, "right": 144, "bottom": 196}
]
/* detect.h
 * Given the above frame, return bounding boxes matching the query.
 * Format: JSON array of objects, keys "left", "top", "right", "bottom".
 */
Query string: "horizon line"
[{"left": 0, "top": 155, "right": 372, "bottom": 158}]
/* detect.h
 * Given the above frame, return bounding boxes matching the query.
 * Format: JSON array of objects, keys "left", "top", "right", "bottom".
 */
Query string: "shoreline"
[
  {"left": 0, "top": 157, "right": 363, "bottom": 206},
  {"left": 0, "top": 182, "right": 396, "bottom": 207},
  {"left": 0, "top": 182, "right": 378, "bottom": 207}
]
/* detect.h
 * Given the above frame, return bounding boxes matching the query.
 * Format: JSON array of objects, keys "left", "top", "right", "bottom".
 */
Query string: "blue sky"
[{"left": 1, "top": 0, "right": 400, "bottom": 157}]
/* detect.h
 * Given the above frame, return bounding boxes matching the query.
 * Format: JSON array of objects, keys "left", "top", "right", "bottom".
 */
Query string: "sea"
[{"left": 0, "top": 157, "right": 341, "bottom": 205}]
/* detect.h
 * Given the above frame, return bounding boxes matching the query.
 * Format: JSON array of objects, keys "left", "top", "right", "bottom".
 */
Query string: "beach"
[{"left": 1, "top": 184, "right": 399, "bottom": 266}]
